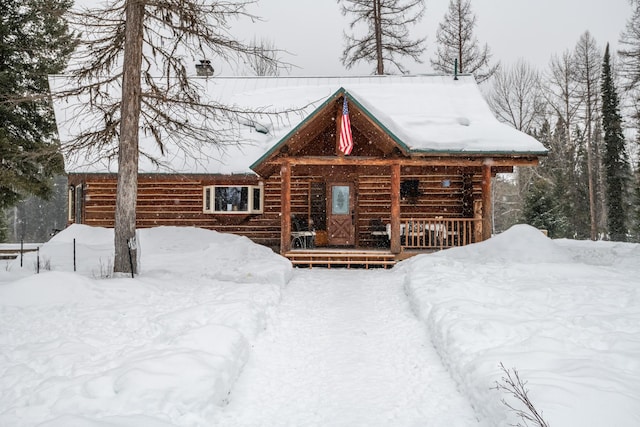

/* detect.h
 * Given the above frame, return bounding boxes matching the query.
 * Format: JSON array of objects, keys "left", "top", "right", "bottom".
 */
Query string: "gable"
[{"left": 250, "top": 88, "right": 411, "bottom": 177}]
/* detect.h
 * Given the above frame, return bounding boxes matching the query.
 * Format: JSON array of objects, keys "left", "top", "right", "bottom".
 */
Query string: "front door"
[{"left": 327, "top": 182, "right": 355, "bottom": 246}]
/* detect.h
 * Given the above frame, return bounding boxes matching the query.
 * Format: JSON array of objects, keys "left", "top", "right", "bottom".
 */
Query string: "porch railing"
[{"left": 397, "top": 218, "right": 481, "bottom": 250}]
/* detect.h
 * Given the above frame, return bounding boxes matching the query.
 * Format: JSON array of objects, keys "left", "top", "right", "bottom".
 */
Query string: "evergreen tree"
[
  {"left": 521, "top": 120, "right": 570, "bottom": 238},
  {"left": 0, "top": 0, "right": 75, "bottom": 241},
  {"left": 601, "top": 43, "right": 630, "bottom": 241},
  {"left": 338, "top": 0, "right": 426, "bottom": 75},
  {"left": 631, "top": 114, "right": 640, "bottom": 242},
  {"left": 522, "top": 178, "right": 559, "bottom": 236},
  {"left": 619, "top": 0, "right": 640, "bottom": 241},
  {"left": 431, "top": 0, "right": 498, "bottom": 82}
]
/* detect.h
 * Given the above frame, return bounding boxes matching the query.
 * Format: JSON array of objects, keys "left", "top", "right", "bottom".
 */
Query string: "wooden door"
[{"left": 327, "top": 182, "right": 355, "bottom": 246}]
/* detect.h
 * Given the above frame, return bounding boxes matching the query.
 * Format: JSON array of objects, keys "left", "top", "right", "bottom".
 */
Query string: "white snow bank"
[
  {"left": 7, "top": 224, "right": 292, "bottom": 285},
  {"left": 0, "top": 225, "right": 291, "bottom": 426},
  {"left": 402, "top": 224, "right": 640, "bottom": 426},
  {"left": 425, "top": 224, "right": 572, "bottom": 264}
]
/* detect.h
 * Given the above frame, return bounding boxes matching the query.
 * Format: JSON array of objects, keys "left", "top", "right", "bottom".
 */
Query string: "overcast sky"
[{"left": 221, "top": 0, "right": 633, "bottom": 76}]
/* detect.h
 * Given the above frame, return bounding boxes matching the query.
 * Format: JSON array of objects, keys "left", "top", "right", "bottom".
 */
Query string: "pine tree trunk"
[
  {"left": 374, "top": 0, "right": 383, "bottom": 75},
  {"left": 457, "top": 0, "right": 463, "bottom": 73},
  {"left": 114, "top": 0, "right": 144, "bottom": 274},
  {"left": 585, "top": 82, "right": 597, "bottom": 241}
]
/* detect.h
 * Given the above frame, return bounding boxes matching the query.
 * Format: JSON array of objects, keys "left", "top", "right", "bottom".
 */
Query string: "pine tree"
[
  {"left": 522, "top": 178, "right": 558, "bottom": 236},
  {"left": 631, "top": 114, "right": 640, "bottom": 242},
  {"left": 619, "top": 0, "right": 640, "bottom": 241},
  {"left": 520, "top": 120, "right": 571, "bottom": 238},
  {"left": 601, "top": 43, "right": 630, "bottom": 241},
  {"left": 338, "top": 0, "right": 426, "bottom": 75},
  {"left": 431, "top": 0, "right": 498, "bottom": 82},
  {"left": 0, "top": 0, "right": 75, "bottom": 241}
]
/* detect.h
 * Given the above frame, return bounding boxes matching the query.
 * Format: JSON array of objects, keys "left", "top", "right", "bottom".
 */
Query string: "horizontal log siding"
[
  {"left": 356, "top": 172, "right": 482, "bottom": 248},
  {"left": 357, "top": 175, "right": 391, "bottom": 247},
  {"left": 72, "top": 168, "right": 483, "bottom": 251},
  {"left": 77, "top": 175, "right": 283, "bottom": 249}
]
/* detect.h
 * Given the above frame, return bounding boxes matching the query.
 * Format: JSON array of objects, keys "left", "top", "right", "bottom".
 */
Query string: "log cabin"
[{"left": 51, "top": 74, "right": 547, "bottom": 267}]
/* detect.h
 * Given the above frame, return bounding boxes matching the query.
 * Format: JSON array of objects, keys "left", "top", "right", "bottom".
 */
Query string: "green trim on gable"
[
  {"left": 249, "top": 86, "right": 547, "bottom": 174},
  {"left": 250, "top": 87, "right": 344, "bottom": 171},
  {"left": 250, "top": 87, "right": 417, "bottom": 172}
]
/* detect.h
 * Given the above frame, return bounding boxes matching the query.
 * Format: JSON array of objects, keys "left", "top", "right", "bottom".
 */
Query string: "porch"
[
  {"left": 284, "top": 217, "right": 482, "bottom": 268},
  {"left": 277, "top": 159, "right": 496, "bottom": 259}
]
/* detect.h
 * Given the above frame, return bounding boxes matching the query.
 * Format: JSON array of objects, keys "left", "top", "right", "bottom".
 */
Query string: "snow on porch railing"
[{"left": 398, "top": 218, "right": 481, "bottom": 250}]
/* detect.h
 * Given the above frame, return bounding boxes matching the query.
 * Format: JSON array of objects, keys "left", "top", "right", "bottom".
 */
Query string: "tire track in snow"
[{"left": 212, "top": 269, "right": 481, "bottom": 427}]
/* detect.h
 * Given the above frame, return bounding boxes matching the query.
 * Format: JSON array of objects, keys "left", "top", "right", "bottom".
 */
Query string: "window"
[
  {"left": 203, "top": 184, "right": 263, "bottom": 214},
  {"left": 68, "top": 184, "right": 83, "bottom": 223},
  {"left": 400, "top": 179, "right": 420, "bottom": 198}
]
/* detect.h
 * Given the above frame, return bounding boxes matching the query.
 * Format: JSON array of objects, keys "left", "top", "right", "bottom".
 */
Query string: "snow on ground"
[
  {"left": 401, "top": 224, "right": 640, "bottom": 426},
  {"left": 0, "top": 225, "right": 291, "bottom": 427},
  {"left": 1, "top": 224, "right": 639, "bottom": 426},
  {"left": 209, "top": 269, "right": 480, "bottom": 427}
]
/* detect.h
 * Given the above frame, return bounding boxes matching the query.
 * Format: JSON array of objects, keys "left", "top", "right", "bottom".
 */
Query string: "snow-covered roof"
[{"left": 49, "top": 74, "right": 546, "bottom": 175}]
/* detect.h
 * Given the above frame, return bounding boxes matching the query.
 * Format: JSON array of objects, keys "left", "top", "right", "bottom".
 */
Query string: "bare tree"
[
  {"left": 59, "top": 0, "right": 284, "bottom": 274},
  {"left": 246, "top": 37, "right": 288, "bottom": 76},
  {"left": 574, "top": 31, "right": 603, "bottom": 240},
  {"left": 542, "top": 50, "right": 582, "bottom": 148},
  {"left": 489, "top": 60, "right": 545, "bottom": 133},
  {"left": 489, "top": 60, "right": 546, "bottom": 228},
  {"left": 618, "top": 0, "right": 640, "bottom": 92},
  {"left": 431, "top": 0, "right": 499, "bottom": 83},
  {"left": 338, "top": 0, "right": 426, "bottom": 75}
]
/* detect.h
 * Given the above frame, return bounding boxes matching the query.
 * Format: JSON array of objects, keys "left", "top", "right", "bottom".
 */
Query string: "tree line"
[
  {"left": 489, "top": 6, "right": 640, "bottom": 242},
  {"left": 339, "top": 0, "right": 640, "bottom": 241}
]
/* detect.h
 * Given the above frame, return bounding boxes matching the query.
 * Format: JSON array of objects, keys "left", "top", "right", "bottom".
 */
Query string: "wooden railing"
[{"left": 399, "top": 218, "right": 481, "bottom": 250}]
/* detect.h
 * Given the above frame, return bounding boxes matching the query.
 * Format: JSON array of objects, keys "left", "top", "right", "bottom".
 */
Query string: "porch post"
[
  {"left": 390, "top": 162, "right": 401, "bottom": 254},
  {"left": 481, "top": 161, "right": 492, "bottom": 241},
  {"left": 280, "top": 160, "right": 292, "bottom": 254}
]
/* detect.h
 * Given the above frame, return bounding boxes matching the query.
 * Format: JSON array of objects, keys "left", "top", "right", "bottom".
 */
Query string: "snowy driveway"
[{"left": 212, "top": 269, "right": 480, "bottom": 427}]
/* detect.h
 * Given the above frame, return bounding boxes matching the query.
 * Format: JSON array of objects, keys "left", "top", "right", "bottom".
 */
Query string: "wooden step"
[{"left": 285, "top": 250, "right": 397, "bottom": 269}]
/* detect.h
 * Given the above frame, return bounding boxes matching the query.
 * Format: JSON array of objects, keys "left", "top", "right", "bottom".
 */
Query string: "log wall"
[
  {"left": 69, "top": 167, "right": 483, "bottom": 251},
  {"left": 70, "top": 174, "right": 283, "bottom": 248}
]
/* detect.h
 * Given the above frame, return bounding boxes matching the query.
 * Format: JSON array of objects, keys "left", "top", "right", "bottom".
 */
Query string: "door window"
[{"left": 332, "top": 185, "right": 350, "bottom": 214}]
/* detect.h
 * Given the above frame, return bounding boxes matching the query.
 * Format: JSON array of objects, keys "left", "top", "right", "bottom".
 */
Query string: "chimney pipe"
[{"left": 196, "top": 59, "right": 214, "bottom": 77}]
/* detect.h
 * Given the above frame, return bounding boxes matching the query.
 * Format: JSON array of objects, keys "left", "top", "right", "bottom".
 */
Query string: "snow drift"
[
  {"left": 402, "top": 224, "right": 640, "bottom": 426},
  {"left": 0, "top": 225, "right": 292, "bottom": 427}
]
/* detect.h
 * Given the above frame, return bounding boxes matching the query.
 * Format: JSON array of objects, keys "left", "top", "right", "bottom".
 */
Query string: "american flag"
[{"left": 339, "top": 97, "right": 353, "bottom": 155}]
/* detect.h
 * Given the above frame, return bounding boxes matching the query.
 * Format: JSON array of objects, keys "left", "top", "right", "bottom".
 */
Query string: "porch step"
[{"left": 285, "top": 250, "right": 397, "bottom": 269}]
